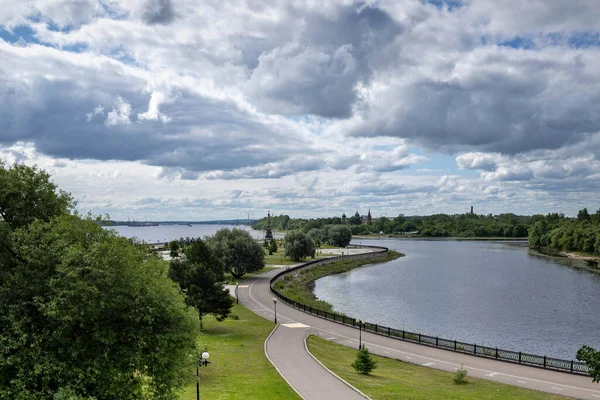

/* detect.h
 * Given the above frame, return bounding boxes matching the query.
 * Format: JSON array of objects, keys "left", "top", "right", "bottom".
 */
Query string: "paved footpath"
[
  {"left": 238, "top": 266, "right": 600, "bottom": 400},
  {"left": 266, "top": 324, "right": 366, "bottom": 399}
]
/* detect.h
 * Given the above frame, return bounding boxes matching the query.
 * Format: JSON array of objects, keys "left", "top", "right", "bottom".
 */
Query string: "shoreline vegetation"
[{"left": 273, "top": 250, "right": 403, "bottom": 313}]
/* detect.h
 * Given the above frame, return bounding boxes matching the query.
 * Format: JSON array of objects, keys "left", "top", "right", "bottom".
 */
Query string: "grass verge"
[
  {"left": 179, "top": 303, "right": 301, "bottom": 400},
  {"left": 273, "top": 250, "right": 402, "bottom": 313},
  {"left": 223, "top": 266, "right": 278, "bottom": 284},
  {"left": 306, "top": 336, "right": 567, "bottom": 400}
]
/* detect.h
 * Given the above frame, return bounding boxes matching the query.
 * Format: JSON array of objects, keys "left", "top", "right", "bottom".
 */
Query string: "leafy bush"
[
  {"left": 454, "top": 365, "right": 468, "bottom": 384},
  {"left": 352, "top": 345, "right": 377, "bottom": 375}
]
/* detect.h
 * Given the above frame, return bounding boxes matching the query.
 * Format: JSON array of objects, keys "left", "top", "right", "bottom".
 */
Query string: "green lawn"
[
  {"left": 306, "top": 336, "right": 567, "bottom": 400},
  {"left": 273, "top": 250, "right": 402, "bottom": 313},
  {"left": 223, "top": 266, "right": 278, "bottom": 284},
  {"left": 179, "top": 304, "right": 301, "bottom": 400}
]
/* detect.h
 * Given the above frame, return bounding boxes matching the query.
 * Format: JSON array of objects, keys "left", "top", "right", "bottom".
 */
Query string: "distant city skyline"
[{"left": 1, "top": 1, "right": 599, "bottom": 220}]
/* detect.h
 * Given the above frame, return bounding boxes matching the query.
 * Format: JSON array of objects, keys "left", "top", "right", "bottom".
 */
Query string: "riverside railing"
[{"left": 269, "top": 244, "right": 590, "bottom": 376}]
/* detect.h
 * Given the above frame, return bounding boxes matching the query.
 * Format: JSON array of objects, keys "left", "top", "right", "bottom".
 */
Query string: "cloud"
[
  {"left": 105, "top": 96, "right": 132, "bottom": 126},
  {"left": 138, "top": 91, "right": 170, "bottom": 123},
  {"left": 86, "top": 105, "right": 104, "bottom": 122},
  {"left": 456, "top": 152, "right": 500, "bottom": 171},
  {"left": 140, "top": 0, "right": 175, "bottom": 25},
  {"left": 1, "top": 0, "right": 600, "bottom": 219}
]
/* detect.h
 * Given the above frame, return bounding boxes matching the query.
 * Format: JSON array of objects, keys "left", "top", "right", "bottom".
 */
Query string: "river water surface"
[
  {"left": 315, "top": 238, "right": 600, "bottom": 360},
  {"left": 106, "top": 224, "right": 277, "bottom": 243}
]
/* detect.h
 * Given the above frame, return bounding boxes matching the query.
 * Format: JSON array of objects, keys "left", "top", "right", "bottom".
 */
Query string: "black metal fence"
[{"left": 269, "top": 244, "right": 589, "bottom": 376}]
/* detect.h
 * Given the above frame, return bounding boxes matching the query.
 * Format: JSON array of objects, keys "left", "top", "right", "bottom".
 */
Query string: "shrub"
[
  {"left": 352, "top": 345, "right": 377, "bottom": 375},
  {"left": 454, "top": 365, "right": 468, "bottom": 384}
]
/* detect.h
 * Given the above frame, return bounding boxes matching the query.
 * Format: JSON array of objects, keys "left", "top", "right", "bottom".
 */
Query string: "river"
[
  {"left": 105, "top": 224, "right": 278, "bottom": 243},
  {"left": 315, "top": 238, "right": 600, "bottom": 360}
]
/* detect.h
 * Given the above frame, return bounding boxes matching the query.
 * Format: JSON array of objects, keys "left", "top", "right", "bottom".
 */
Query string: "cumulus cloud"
[
  {"left": 138, "top": 91, "right": 171, "bottom": 123},
  {"left": 86, "top": 105, "right": 104, "bottom": 122},
  {"left": 456, "top": 152, "right": 500, "bottom": 171},
  {"left": 105, "top": 96, "right": 132, "bottom": 126}
]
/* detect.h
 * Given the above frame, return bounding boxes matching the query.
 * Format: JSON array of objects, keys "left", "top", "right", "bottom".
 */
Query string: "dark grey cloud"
[
  {"left": 248, "top": 2, "right": 403, "bottom": 118},
  {"left": 141, "top": 0, "right": 175, "bottom": 25}
]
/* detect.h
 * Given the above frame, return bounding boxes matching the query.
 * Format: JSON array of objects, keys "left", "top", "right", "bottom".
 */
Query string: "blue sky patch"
[
  {"left": 0, "top": 25, "right": 39, "bottom": 45},
  {"left": 421, "top": 0, "right": 463, "bottom": 11},
  {"left": 497, "top": 36, "right": 535, "bottom": 50}
]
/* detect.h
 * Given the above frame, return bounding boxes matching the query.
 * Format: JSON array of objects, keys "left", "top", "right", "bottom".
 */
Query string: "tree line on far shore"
[
  {"left": 253, "top": 212, "right": 532, "bottom": 238},
  {"left": 528, "top": 208, "right": 600, "bottom": 256}
]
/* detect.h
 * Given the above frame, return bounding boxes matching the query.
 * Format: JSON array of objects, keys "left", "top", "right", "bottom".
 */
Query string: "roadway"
[{"left": 238, "top": 267, "right": 600, "bottom": 400}]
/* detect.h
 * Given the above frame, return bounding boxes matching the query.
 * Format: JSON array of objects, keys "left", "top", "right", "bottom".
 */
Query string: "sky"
[{"left": 1, "top": 0, "right": 599, "bottom": 220}]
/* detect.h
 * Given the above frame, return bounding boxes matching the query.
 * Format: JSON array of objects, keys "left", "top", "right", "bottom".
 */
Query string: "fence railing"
[{"left": 269, "top": 244, "right": 590, "bottom": 376}]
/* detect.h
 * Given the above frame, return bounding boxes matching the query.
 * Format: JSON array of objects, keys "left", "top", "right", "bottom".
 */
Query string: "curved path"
[{"left": 239, "top": 267, "right": 600, "bottom": 400}]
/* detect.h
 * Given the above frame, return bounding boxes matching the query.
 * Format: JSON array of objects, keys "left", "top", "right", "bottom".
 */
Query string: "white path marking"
[
  {"left": 517, "top": 381, "right": 527, "bottom": 384},
  {"left": 326, "top": 337, "right": 336, "bottom": 340},
  {"left": 405, "top": 356, "right": 412, "bottom": 359},
  {"left": 422, "top": 362, "right": 435, "bottom": 366},
  {"left": 487, "top": 372, "right": 498, "bottom": 377},
  {"left": 281, "top": 322, "right": 309, "bottom": 328},
  {"left": 551, "top": 387, "right": 563, "bottom": 391}
]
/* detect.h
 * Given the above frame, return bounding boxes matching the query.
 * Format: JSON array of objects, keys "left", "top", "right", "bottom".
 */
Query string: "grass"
[
  {"left": 263, "top": 245, "right": 339, "bottom": 266},
  {"left": 179, "top": 303, "right": 301, "bottom": 400},
  {"left": 223, "top": 266, "right": 278, "bottom": 284},
  {"left": 273, "top": 250, "right": 403, "bottom": 313},
  {"left": 306, "top": 336, "right": 568, "bottom": 400}
]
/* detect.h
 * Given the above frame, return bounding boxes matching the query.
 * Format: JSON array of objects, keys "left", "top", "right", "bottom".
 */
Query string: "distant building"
[
  {"left": 360, "top": 209, "right": 373, "bottom": 224},
  {"left": 341, "top": 213, "right": 346, "bottom": 224}
]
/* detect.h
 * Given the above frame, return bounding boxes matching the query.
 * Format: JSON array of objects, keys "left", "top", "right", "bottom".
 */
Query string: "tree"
[
  {"left": 169, "top": 239, "right": 180, "bottom": 258},
  {"left": 351, "top": 345, "right": 377, "bottom": 375},
  {"left": 578, "top": 208, "right": 591, "bottom": 222},
  {"left": 0, "top": 161, "right": 74, "bottom": 231},
  {"left": 577, "top": 345, "right": 600, "bottom": 383},
  {"left": 169, "top": 238, "right": 234, "bottom": 330},
  {"left": 284, "top": 230, "right": 315, "bottom": 261},
  {"left": 269, "top": 238, "right": 278, "bottom": 255},
  {"left": 0, "top": 215, "right": 198, "bottom": 399},
  {"left": 327, "top": 225, "right": 352, "bottom": 247},
  {"left": 207, "top": 228, "right": 265, "bottom": 278},
  {"left": 349, "top": 211, "right": 362, "bottom": 225},
  {"left": 307, "top": 228, "right": 326, "bottom": 247}
]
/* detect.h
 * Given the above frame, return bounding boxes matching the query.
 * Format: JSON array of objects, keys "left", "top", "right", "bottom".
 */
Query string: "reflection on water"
[{"left": 315, "top": 238, "right": 600, "bottom": 360}]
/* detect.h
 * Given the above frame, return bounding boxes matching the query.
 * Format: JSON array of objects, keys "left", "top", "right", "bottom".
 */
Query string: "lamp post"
[
  {"left": 356, "top": 319, "right": 362, "bottom": 350},
  {"left": 273, "top": 297, "right": 278, "bottom": 324},
  {"left": 196, "top": 351, "right": 210, "bottom": 400},
  {"left": 235, "top": 282, "right": 239, "bottom": 304}
]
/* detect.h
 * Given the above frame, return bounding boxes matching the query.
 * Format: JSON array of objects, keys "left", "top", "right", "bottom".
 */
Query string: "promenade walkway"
[{"left": 238, "top": 260, "right": 600, "bottom": 400}]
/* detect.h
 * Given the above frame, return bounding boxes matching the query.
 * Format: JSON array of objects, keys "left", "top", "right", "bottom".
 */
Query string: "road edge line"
[
  {"left": 304, "top": 335, "right": 372, "bottom": 400},
  {"left": 264, "top": 324, "right": 306, "bottom": 400}
]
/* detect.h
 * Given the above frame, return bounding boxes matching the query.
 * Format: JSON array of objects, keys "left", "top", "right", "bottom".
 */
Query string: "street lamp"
[
  {"left": 272, "top": 297, "right": 278, "bottom": 324},
  {"left": 356, "top": 319, "right": 362, "bottom": 350},
  {"left": 235, "top": 282, "right": 239, "bottom": 304},
  {"left": 196, "top": 351, "right": 210, "bottom": 400}
]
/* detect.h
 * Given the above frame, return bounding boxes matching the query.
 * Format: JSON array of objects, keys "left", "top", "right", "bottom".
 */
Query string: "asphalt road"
[{"left": 239, "top": 268, "right": 600, "bottom": 400}]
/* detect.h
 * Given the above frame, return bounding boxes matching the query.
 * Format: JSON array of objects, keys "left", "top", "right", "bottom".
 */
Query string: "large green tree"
[
  {"left": 327, "top": 225, "right": 352, "bottom": 247},
  {"left": 0, "top": 162, "right": 199, "bottom": 399},
  {"left": 169, "top": 238, "right": 234, "bottom": 329},
  {"left": 284, "top": 230, "right": 315, "bottom": 261},
  {"left": 207, "top": 228, "right": 264, "bottom": 278},
  {"left": 1, "top": 215, "right": 198, "bottom": 399},
  {"left": 0, "top": 161, "right": 74, "bottom": 230}
]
